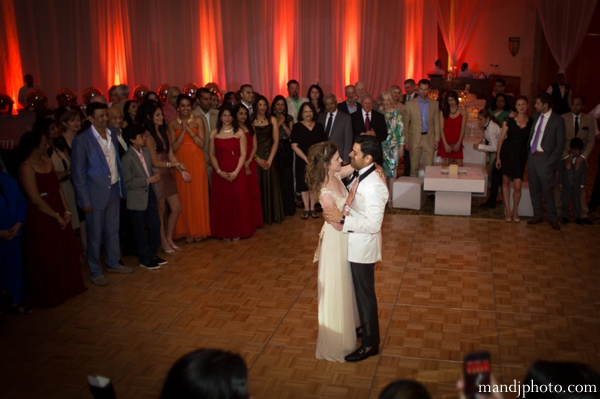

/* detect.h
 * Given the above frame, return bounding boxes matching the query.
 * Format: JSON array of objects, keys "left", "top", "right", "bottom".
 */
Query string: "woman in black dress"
[
  {"left": 272, "top": 95, "right": 295, "bottom": 216},
  {"left": 495, "top": 95, "right": 533, "bottom": 222},
  {"left": 291, "top": 102, "right": 327, "bottom": 219}
]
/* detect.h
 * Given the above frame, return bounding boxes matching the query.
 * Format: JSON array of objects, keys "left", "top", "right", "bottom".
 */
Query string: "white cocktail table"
[{"left": 423, "top": 166, "right": 485, "bottom": 216}]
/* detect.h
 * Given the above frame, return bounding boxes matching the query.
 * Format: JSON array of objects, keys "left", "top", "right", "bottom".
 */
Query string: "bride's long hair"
[{"left": 305, "top": 141, "right": 338, "bottom": 198}]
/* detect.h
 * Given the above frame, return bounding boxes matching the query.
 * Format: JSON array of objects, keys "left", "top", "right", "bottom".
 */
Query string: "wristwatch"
[{"left": 339, "top": 216, "right": 346, "bottom": 225}]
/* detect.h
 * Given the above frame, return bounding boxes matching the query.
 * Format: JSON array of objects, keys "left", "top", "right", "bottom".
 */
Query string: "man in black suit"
[
  {"left": 527, "top": 92, "right": 566, "bottom": 231},
  {"left": 401, "top": 79, "right": 417, "bottom": 104},
  {"left": 338, "top": 84, "right": 362, "bottom": 115},
  {"left": 351, "top": 95, "right": 387, "bottom": 165},
  {"left": 546, "top": 73, "right": 571, "bottom": 116},
  {"left": 319, "top": 94, "right": 353, "bottom": 163}
]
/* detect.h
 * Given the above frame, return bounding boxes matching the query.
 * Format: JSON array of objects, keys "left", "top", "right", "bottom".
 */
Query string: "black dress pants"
[
  {"left": 350, "top": 262, "right": 380, "bottom": 347},
  {"left": 129, "top": 189, "right": 160, "bottom": 263}
]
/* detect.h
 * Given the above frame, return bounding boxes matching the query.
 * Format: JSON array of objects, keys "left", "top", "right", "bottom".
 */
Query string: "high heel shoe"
[
  {"left": 170, "top": 244, "right": 183, "bottom": 251},
  {"left": 162, "top": 245, "right": 175, "bottom": 254},
  {"left": 512, "top": 215, "right": 520, "bottom": 223},
  {"left": 504, "top": 212, "right": 512, "bottom": 222}
]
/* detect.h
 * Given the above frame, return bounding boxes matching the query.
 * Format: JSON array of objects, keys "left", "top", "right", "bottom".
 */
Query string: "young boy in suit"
[
  {"left": 121, "top": 125, "right": 167, "bottom": 269},
  {"left": 559, "top": 137, "right": 586, "bottom": 225}
]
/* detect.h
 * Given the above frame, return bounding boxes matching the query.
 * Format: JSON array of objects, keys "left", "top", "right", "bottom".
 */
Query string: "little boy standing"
[
  {"left": 121, "top": 125, "right": 167, "bottom": 268},
  {"left": 559, "top": 137, "right": 586, "bottom": 225}
]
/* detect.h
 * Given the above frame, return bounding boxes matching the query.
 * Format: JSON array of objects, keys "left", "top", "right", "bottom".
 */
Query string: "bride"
[{"left": 306, "top": 141, "right": 358, "bottom": 361}]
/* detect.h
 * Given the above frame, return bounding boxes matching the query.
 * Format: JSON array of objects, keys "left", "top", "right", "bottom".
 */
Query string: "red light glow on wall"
[
  {"left": 275, "top": 0, "right": 294, "bottom": 94},
  {"left": 199, "top": 0, "right": 224, "bottom": 86},
  {"left": 1, "top": 0, "right": 23, "bottom": 110},
  {"left": 344, "top": 0, "right": 360, "bottom": 86}
]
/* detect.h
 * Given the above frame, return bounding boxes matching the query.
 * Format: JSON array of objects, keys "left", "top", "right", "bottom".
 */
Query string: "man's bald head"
[
  {"left": 108, "top": 106, "right": 123, "bottom": 129},
  {"left": 90, "top": 94, "right": 107, "bottom": 105}
]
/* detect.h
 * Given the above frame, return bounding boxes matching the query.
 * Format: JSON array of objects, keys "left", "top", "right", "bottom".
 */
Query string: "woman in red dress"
[
  {"left": 208, "top": 107, "right": 255, "bottom": 241},
  {"left": 234, "top": 103, "right": 263, "bottom": 229},
  {"left": 437, "top": 91, "right": 467, "bottom": 166},
  {"left": 17, "top": 130, "right": 87, "bottom": 308}
]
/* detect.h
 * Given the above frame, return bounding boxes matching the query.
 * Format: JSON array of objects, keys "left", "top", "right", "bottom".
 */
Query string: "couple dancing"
[{"left": 306, "top": 135, "right": 388, "bottom": 362}]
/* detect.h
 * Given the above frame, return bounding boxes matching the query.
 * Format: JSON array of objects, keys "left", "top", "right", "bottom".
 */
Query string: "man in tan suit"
[
  {"left": 403, "top": 79, "right": 440, "bottom": 177},
  {"left": 192, "top": 88, "right": 219, "bottom": 183},
  {"left": 556, "top": 96, "right": 595, "bottom": 223}
]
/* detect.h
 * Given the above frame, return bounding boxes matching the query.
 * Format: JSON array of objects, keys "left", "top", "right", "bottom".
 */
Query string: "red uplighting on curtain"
[
  {"left": 1, "top": 0, "right": 23, "bottom": 108},
  {"left": 199, "top": 0, "right": 225, "bottom": 86},
  {"left": 404, "top": 0, "right": 423, "bottom": 81},
  {"left": 344, "top": 0, "right": 361, "bottom": 86},
  {"left": 274, "top": 0, "right": 295, "bottom": 94}
]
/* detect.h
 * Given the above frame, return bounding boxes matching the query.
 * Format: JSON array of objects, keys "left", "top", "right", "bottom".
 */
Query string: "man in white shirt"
[
  {"left": 286, "top": 80, "right": 308, "bottom": 123},
  {"left": 527, "top": 93, "right": 566, "bottom": 230},
  {"left": 17, "top": 74, "right": 42, "bottom": 109},
  {"left": 457, "top": 63, "right": 474, "bottom": 78},
  {"left": 431, "top": 60, "right": 445, "bottom": 77}
]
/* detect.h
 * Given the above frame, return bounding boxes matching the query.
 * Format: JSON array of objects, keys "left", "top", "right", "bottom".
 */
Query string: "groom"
[{"left": 324, "top": 135, "right": 388, "bottom": 362}]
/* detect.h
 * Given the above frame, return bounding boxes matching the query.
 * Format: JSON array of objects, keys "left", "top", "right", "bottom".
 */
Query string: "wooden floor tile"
[
  {"left": 397, "top": 268, "right": 495, "bottom": 311},
  {"left": 407, "top": 239, "right": 492, "bottom": 272},
  {"left": 384, "top": 305, "right": 499, "bottom": 363}
]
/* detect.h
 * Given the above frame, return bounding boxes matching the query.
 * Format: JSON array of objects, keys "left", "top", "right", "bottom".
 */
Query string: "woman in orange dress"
[{"left": 167, "top": 95, "right": 211, "bottom": 243}]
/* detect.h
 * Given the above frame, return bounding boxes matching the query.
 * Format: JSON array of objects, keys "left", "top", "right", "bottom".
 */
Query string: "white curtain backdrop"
[
  {"left": 536, "top": 0, "right": 598, "bottom": 74},
  {"left": 432, "top": 0, "right": 485, "bottom": 71}
]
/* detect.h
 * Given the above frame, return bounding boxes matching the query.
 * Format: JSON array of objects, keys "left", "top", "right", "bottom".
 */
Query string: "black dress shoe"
[
  {"left": 560, "top": 217, "right": 569, "bottom": 224},
  {"left": 527, "top": 217, "right": 543, "bottom": 225},
  {"left": 345, "top": 346, "right": 379, "bottom": 362},
  {"left": 581, "top": 218, "right": 593, "bottom": 225},
  {"left": 550, "top": 220, "right": 561, "bottom": 231},
  {"left": 152, "top": 256, "right": 168, "bottom": 265},
  {"left": 575, "top": 218, "right": 585, "bottom": 226}
]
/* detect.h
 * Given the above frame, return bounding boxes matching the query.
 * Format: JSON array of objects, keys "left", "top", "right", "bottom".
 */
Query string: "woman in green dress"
[
  {"left": 489, "top": 94, "right": 511, "bottom": 123},
  {"left": 379, "top": 91, "right": 405, "bottom": 204},
  {"left": 252, "top": 95, "right": 285, "bottom": 224}
]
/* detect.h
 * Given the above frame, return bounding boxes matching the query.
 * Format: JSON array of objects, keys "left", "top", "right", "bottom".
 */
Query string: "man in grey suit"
[
  {"left": 121, "top": 125, "right": 167, "bottom": 269},
  {"left": 527, "top": 93, "right": 566, "bottom": 230},
  {"left": 318, "top": 94, "right": 353, "bottom": 163}
]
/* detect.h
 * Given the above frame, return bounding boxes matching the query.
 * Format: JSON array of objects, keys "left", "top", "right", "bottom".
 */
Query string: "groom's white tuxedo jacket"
[{"left": 343, "top": 166, "right": 388, "bottom": 264}]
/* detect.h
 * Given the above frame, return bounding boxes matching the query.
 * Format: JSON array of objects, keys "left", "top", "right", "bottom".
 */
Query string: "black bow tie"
[{"left": 352, "top": 170, "right": 359, "bottom": 178}]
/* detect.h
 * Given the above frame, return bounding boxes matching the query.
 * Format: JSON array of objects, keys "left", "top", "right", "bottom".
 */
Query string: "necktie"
[
  {"left": 575, "top": 116, "right": 579, "bottom": 136},
  {"left": 530, "top": 114, "right": 545, "bottom": 153},
  {"left": 365, "top": 113, "right": 371, "bottom": 131},
  {"left": 325, "top": 113, "right": 333, "bottom": 137}
]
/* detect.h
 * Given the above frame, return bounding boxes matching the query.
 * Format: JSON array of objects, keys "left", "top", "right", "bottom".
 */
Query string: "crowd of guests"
[{"left": 1, "top": 72, "right": 597, "bottom": 319}]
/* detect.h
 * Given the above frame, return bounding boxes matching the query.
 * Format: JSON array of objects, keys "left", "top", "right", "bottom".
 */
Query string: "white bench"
[
  {"left": 509, "top": 181, "right": 533, "bottom": 217},
  {"left": 392, "top": 177, "right": 425, "bottom": 210}
]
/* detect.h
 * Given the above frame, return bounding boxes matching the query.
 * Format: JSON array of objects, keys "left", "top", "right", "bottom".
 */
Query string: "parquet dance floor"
[{"left": 1, "top": 213, "right": 599, "bottom": 399}]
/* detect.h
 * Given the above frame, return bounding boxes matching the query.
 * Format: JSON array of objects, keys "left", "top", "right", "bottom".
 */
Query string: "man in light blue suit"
[{"left": 71, "top": 102, "right": 133, "bottom": 286}]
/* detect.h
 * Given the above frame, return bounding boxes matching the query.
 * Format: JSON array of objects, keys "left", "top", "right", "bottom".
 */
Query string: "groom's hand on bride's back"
[{"left": 323, "top": 206, "right": 342, "bottom": 224}]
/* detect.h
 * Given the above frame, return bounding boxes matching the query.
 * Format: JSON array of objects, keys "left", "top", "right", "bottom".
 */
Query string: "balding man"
[
  {"left": 355, "top": 81, "right": 379, "bottom": 111},
  {"left": 163, "top": 86, "right": 181, "bottom": 123},
  {"left": 319, "top": 94, "right": 353, "bottom": 163},
  {"left": 338, "top": 85, "right": 362, "bottom": 115},
  {"left": 113, "top": 84, "right": 130, "bottom": 114}
]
